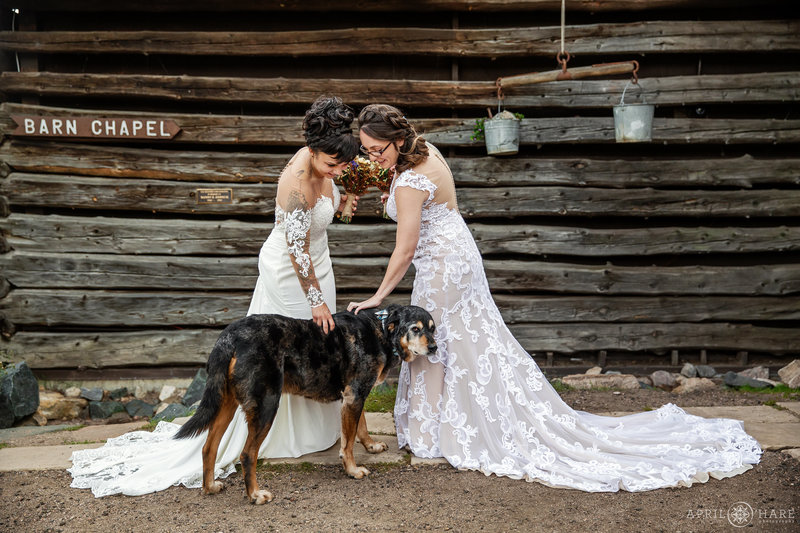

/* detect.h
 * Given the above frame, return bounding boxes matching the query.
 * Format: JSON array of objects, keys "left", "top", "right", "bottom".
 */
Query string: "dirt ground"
[{"left": 1, "top": 388, "right": 798, "bottom": 533}]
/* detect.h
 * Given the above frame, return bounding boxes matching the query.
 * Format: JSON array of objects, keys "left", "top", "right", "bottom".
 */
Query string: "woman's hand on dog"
[
  {"left": 347, "top": 294, "right": 383, "bottom": 315},
  {"left": 312, "top": 303, "right": 336, "bottom": 333}
]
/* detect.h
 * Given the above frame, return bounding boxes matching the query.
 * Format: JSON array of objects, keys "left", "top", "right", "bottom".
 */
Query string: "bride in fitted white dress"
[
  {"left": 70, "top": 96, "right": 358, "bottom": 497},
  {"left": 350, "top": 104, "right": 761, "bottom": 492}
]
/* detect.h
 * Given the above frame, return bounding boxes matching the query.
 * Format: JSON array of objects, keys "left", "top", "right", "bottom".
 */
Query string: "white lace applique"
[
  {"left": 305, "top": 286, "right": 325, "bottom": 308},
  {"left": 391, "top": 161, "right": 761, "bottom": 492},
  {"left": 283, "top": 207, "right": 312, "bottom": 276}
]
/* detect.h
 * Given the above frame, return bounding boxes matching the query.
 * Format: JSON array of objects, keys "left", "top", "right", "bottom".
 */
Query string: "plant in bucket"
[
  {"left": 613, "top": 79, "right": 654, "bottom": 143},
  {"left": 335, "top": 156, "right": 392, "bottom": 223},
  {"left": 472, "top": 109, "right": 524, "bottom": 156}
]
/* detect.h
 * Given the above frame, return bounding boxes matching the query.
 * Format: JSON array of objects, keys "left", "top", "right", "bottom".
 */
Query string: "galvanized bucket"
[
  {"left": 484, "top": 116, "right": 520, "bottom": 156},
  {"left": 613, "top": 81, "right": 654, "bottom": 143}
]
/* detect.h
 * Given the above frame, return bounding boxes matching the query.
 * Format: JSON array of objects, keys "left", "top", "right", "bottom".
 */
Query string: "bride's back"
[{"left": 412, "top": 143, "right": 458, "bottom": 211}]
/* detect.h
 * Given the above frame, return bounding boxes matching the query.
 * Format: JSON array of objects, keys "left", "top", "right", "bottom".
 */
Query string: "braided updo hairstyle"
[
  {"left": 302, "top": 96, "right": 359, "bottom": 163},
  {"left": 358, "top": 104, "right": 429, "bottom": 174}
]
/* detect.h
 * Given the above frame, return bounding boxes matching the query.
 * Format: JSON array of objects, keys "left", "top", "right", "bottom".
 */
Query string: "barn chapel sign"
[{"left": 11, "top": 115, "right": 180, "bottom": 139}]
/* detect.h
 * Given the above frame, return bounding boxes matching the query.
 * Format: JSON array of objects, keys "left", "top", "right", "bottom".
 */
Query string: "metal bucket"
[
  {"left": 484, "top": 117, "right": 520, "bottom": 156},
  {"left": 613, "top": 81, "right": 654, "bottom": 143}
]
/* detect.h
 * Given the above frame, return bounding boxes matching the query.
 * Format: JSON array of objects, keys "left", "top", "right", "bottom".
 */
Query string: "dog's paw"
[
  {"left": 204, "top": 480, "right": 224, "bottom": 495},
  {"left": 366, "top": 441, "right": 388, "bottom": 454},
  {"left": 347, "top": 466, "right": 370, "bottom": 479},
  {"left": 250, "top": 489, "right": 274, "bottom": 505}
]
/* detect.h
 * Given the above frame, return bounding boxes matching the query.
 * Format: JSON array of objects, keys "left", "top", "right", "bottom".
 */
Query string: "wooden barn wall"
[{"left": 0, "top": 1, "right": 798, "bottom": 378}]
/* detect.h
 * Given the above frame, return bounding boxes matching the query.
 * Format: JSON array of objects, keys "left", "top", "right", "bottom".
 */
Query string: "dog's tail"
[{"left": 174, "top": 335, "right": 234, "bottom": 440}]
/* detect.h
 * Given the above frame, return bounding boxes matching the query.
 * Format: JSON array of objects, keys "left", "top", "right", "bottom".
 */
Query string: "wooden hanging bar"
[{"left": 498, "top": 61, "right": 638, "bottom": 89}]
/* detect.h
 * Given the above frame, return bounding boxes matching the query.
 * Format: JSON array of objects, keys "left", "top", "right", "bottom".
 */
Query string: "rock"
[
  {"left": 64, "top": 387, "right": 81, "bottom": 398},
  {"left": 32, "top": 411, "right": 48, "bottom": 426},
  {"left": 739, "top": 366, "right": 769, "bottom": 381},
  {"left": 108, "top": 411, "right": 132, "bottom": 424},
  {"left": 109, "top": 387, "right": 129, "bottom": 400},
  {"left": 560, "top": 374, "right": 640, "bottom": 390},
  {"left": 649, "top": 370, "right": 676, "bottom": 391},
  {"left": 638, "top": 376, "right": 653, "bottom": 387},
  {"left": 0, "top": 361, "right": 40, "bottom": 428},
  {"left": 605, "top": 370, "right": 622, "bottom": 375},
  {"left": 674, "top": 374, "right": 687, "bottom": 385},
  {"left": 680, "top": 363, "right": 697, "bottom": 378},
  {"left": 723, "top": 371, "right": 772, "bottom": 389},
  {"left": 134, "top": 385, "right": 150, "bottom": 400},
  {"left": 125, "top": 399, "right": 155, "bottom": 418},
  {"left": 585, "top": 366, "right": 603, "bottom": 375},
  {"left": 159, "top": 385, "right": 177, "bottom": 402},
  {"left": 80, "top": 387, "right": 104, "bottom": 401},
  {"left": 673, "top": 377, "right": 717, "bottom": 394},
  {"left": 38, "top": 390, "right": 87, "bottom": 420},
  {"left": 88, "top": 400, "right": 125, "bottom": 419},
  {"left": 695, "top": 365, "right": 716, "bottom": 378},
  {"left": 182, "top": 368, "right": 208, "bottom": 406},
  {"left": 778, "top": 359, "right": 800, "bottom": 389},
  {"left": 153, "top": 403, "right": 192, "bottom": 421}
]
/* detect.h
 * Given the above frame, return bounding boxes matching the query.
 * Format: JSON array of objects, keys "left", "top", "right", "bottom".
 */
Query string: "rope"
[{"left": 560, "top": 0, "right": 566, "bottom": 54}]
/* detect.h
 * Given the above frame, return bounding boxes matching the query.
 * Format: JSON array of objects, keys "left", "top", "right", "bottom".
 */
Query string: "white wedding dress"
[
  {"left": 389, "top": 144, "right": 761, "bottom": 492},
  {"left": 69, "top": 179, "right": 342, "bottom": 497}
]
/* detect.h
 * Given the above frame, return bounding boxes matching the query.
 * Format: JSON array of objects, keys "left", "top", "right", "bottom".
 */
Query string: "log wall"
[{"left": 0, "top": 1, "right": 798, "bottom": 375}]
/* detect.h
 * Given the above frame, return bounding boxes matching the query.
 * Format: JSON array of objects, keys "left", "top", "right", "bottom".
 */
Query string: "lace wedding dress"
[
  {"left": 69, "top": 174, "right": 342, "bottom": 497},
  {"left": 389, "top": 144, "right": 761, "bottom": 492}
]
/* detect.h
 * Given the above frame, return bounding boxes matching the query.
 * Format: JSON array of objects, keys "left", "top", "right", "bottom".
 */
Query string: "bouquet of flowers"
[{"left": 335, "top": 156, "right": 392, "bottom": 223}]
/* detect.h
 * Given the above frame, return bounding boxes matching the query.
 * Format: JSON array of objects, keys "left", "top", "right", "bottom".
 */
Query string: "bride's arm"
[{"left": 348, "top": 186, "right": 428, "bottom": 313}]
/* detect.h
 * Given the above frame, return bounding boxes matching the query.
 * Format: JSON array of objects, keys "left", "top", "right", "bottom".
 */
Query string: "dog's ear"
[{"left": 383, "top": 304, "right": 403, "bottom": 334}]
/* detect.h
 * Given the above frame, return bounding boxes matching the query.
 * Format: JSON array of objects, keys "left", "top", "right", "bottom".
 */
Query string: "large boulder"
[
  {"left": 88, "top": 400, "right": 125, "bottom": 419},
  {"left": 182, "top": 368, "right": 208, "bottom": 407},
  {"left": 739, "top": 366, "right": 770, "bottom": 381},
  {"left": 778, "top": 359, "right": 800, "bottom": 389},
  {"left": 673, "top": 377, "right": 717, "bottom": 394},
  {"left": 723, "top": 371, "right": 772, "bottom": 389},
  {"left": 80, "top": 387, "right": 104, "bottom": 401},
  {"left": 680, "top": 363, "right": 697, "bottom": 378},
  {"left": 560, "top": 373, "right": 640, "bottom": 390},
  {"left": 38, "top": 390, "right": 87, "bottom": 420},
  {"left": 695, "top": 365, "right": 717, "bottom": 378},
  {"left": 649, "top": 370, "right": 676, "bottom": 390},
  {"left": 153, "top": 403, "right": 192, "bottom": 421},
  {"left": 125, "top": 399, "right": 155, "bottom": 418},
  {"left": 0, "top": 362, "right": 40, "bottom": 428}
]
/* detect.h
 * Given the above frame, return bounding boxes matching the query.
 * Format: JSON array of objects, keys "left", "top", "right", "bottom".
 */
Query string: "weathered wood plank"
[
  {"left": 6, "top": 321, "right": 798, "bottom": 369},
  {"left": 5, "top": 104, "right": 800, "bottom": 146},
  {"left": 4, "top": 142, "right": 797, "bottom": 188},
  {"left": 3, "top": 289, "right": 798, "bottom": 327},
  {"left": 0, "top": 1, "right": 782, "bottom": 12},
  {"left": 3, "top": 214, "right": 800, "bottom": 257},
  {"left": 4, "top": 252, "right": 800, "bottom": 295},
  {"left": 3, "top": 71, "right": 798, "bottom": 108},
  {"left": 1, "top": 22, "right": 797, "bottom": 56},
  {"left": 5, "top": 173, "right": 799, "bottom": 218}
]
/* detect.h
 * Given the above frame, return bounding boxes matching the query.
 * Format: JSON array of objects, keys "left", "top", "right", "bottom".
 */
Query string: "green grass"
[
  {"left": 60, "top": 424, "right": 85, "bottom": 432},
  {"left": 0, "top": 442, "right": 8, "bottom": 450},
  {"left": 549, "top": 379, "right": 572, "bottom": 393},
  {"left": 364, "top": 383, "right": 397, "bottom": 413},
  {"left": 731, "top": 384, "right": 800, "bottom": 398},
  {"left": 64, "top": 439, "right": 101, "bottom": 445}
]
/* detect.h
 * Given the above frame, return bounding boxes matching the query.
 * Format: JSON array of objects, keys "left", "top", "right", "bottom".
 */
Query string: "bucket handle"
[{"left": 619, "top": 80, "right": 646, "bottom": 106}]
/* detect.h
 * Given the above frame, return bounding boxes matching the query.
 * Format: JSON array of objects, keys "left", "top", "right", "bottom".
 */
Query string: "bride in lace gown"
[
  {"left": 69, "top": 96, "right": 359, "bottom": 497},
  {"left": 348, "top": 104, "right": 761, "bottom": 492}
]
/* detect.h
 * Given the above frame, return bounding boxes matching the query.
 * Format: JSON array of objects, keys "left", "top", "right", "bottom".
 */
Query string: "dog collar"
[{"left": 375, "top": 309, "right": 402, "bottom": 360}]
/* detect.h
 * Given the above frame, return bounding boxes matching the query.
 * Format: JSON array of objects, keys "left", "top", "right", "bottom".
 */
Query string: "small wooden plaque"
[{"left": 196, "top": 188, "right": 233, "bottom": 204}]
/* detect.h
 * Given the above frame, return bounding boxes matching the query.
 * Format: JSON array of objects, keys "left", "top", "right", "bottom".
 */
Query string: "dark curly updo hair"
[
  {"left": 302, "top": 96, "right": 359, "bottom": 163},
  {"left": 358, "top": 104, "right": 429, "bottom": 174}
]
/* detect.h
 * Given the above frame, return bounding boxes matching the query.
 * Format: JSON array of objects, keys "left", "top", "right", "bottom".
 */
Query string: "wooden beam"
[
  {"left": 5, "top": 104, "right": 800, "bottom": 146},
  {"left": 5, "top": 173, "right": 800, "bottom": 218},
  {"left": 3, "top": 289, "right": 798, "bottom": 327},
  {"left": 3, "top": 214, "right": 800, "bottom": 257},
  {"left": 1, "top": 21, "right": 798, "bottom": 56},
  {"left": 4, "top": 252, "right": 799, "bottom": 295},
  {"left": 6, "top": 320, "right": 798, "bottom": 369},
  {"left": 3, "top": 142, "right": 798, "bottom": 188},
  {"left": 2, "top": 71, "right": 798, "bottom": 108},
  {"left": 0, "top": 1, "right": 784, "bottom": 12}
]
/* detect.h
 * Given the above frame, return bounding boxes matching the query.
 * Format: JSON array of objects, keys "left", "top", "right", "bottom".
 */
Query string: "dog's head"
[{"left": 382, "top": 304, "right": 437, "bottom": 362}]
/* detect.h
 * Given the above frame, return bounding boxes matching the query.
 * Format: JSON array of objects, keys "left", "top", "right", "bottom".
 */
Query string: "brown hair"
[{"left": 358, "top": 104, "right": 429, "bottom": 173}]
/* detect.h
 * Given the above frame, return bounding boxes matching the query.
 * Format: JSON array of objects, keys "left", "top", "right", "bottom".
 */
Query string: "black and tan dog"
[{"left": 175, "top": 304, "right": 436, "bottom": 504}]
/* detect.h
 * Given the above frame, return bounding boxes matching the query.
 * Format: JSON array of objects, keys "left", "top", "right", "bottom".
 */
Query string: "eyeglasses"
[{"left": 359, "top": 142, "right": 394, "bottom": 157}]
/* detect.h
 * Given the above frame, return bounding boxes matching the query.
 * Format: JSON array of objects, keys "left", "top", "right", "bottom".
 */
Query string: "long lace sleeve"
[{"left": 284, "top": 188, "right": 325, "bottom": 308}]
